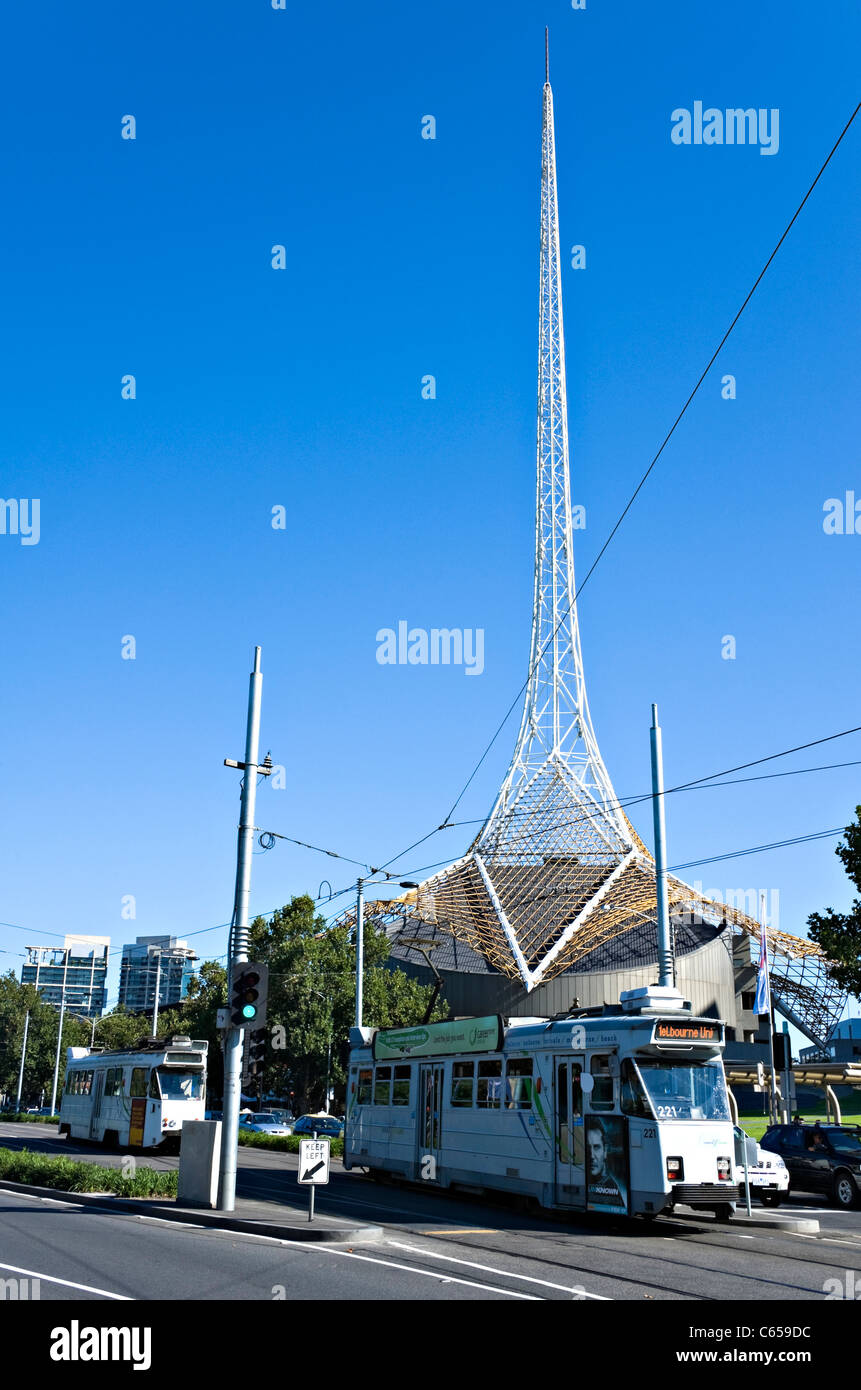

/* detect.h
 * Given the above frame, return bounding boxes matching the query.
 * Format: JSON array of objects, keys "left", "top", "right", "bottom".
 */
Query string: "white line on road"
[
  {"left": 0, "top": 1260, "right": 132, "bottom": 1301},
  {"left": 386, "top": 1240, "right": 611, "bottom": 1299},
  {"left": 285, "top": 1242, "right": 540, "bottom": 1298}
]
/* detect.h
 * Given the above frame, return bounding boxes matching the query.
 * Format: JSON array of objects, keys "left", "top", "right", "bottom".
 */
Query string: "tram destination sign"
[
  {"left": 373, "top": 1014, "right": 504, "bottom": 1061},
  {"left": 652, "top": 1019, "right": 723, "bottom": 1045}
]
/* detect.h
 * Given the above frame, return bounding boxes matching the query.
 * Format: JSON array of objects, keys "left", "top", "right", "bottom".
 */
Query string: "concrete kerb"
[
  {"left": 673, "top": 1204, "right": 820, "bottom": 1235},
  {"left": 0, "top": 1177, "right": 383, "bottom": 1244}
]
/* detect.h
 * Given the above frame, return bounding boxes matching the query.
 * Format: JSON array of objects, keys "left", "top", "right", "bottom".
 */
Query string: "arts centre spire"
[{"left": 357, "top": 37, "right": 843, "bottom": 1047}]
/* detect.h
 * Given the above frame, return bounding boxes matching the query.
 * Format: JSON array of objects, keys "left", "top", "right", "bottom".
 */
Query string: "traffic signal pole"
[{"left": 218, "top": 647, "right": 265, "bottom": 1212}]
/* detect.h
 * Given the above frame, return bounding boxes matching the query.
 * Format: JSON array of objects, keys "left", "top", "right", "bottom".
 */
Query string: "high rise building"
[
  {"left": 22, "top": 935, "right": 110, "bottom": 1018},
  {"left": 118, "top": 936, "right": 198, "bottom": 1014}
]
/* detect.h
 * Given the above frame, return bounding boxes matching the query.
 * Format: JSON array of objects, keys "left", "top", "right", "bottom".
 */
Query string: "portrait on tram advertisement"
[{"left": 586, "top": 1114, "right": 628, "bottom": 1213}]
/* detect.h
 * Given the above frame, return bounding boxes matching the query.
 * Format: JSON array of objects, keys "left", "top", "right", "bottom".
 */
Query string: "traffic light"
[
  {"left": 230, "top": 961, "right": 269, "bottom": 1028},
  {"left": 246, "top": 1028, "right": 267, "bottom": 1081}
]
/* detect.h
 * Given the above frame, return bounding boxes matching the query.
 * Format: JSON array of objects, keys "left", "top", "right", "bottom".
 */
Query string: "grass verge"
[{"left": 0, "top": 1146, "right": 177, "bottom": 1197}]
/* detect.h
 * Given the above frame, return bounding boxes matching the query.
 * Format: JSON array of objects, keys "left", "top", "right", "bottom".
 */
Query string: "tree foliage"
[
  {"left": 807, "top": 805, "right": 861, "bottom": 998},
  {"left": 0, "top": 899, "right": 444, "bottom": 1112}
]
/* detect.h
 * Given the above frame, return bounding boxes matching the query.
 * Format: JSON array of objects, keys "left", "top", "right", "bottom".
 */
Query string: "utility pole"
[
  {"left": 761, "top": 889, "right": 781, "bottom": 1125},
  {"left": 649, "top": 704, "right": 674, "bottom": 989},
  {"left": 218, "top": 647, "right": 268, "bottom": 1211},
  {"left": 355, "top": 878, "right": 365, "bottom": 1028},
  {"left": 50, "top": 994, "right": 66, "bottom": 1116},
  {"left": 151, "top": 951, "right": 161, "bottom": 1038},
  {"left": 15, "top": 1011, "right": 30, "bottom": 1112}
]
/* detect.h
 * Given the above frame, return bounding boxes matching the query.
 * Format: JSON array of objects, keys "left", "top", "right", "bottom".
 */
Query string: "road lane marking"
[
  {"left": 286, "top": 1243, "right": 539, "bottom": 1297},
  {"left": 386, "top": 1239, "right": 611, "bottom": 1299},
  {"left": 0, "top": 1261, "right": 132, "bottom": 1300},
  {"left": 421, "top": 1229, "right": 498, "bottom": 1235}
]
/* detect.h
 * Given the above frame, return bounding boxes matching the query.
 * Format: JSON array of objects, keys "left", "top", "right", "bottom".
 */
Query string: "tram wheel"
[{"left": 711, "top": 1204, "right": 734, "bottom": 1222}]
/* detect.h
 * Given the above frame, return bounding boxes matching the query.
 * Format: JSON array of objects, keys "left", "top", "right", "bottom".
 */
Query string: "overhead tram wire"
[
  {"left": 372, "top": 722, "right": 861, "bottom": 877},
  {"left": 421, "top": 94, "right": 861, "bottom": 835}
]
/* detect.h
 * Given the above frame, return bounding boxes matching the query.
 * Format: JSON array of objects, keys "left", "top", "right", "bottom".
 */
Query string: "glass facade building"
[
  {"left": 118, "top": 936, "right": 197, "bottom": 1014},
  {"left": 22, "top": 936, "right": 110, "bottom": 1018}
]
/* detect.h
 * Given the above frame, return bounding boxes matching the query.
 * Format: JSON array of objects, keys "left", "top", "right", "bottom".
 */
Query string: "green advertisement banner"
[{"left": 372, "top": 1015, "right": 504, "bottom": 1061}]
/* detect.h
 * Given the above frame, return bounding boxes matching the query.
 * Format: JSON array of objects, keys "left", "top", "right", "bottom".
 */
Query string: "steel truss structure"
[{"left": 352, "top": 59, "right": 845, "bottom": 1049}]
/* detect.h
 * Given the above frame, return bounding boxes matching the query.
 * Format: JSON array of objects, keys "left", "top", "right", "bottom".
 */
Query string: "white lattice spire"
[{"left": 476, "top": 54, "right": 632, "bottom": 868}]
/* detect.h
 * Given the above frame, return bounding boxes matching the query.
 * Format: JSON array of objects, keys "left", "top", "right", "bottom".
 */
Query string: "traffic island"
[
  {"left": 0, "top": 1176, "right": 383, "bottom": 1244},
  {"left": 673, "top": 1204, "right": 820, "bottom": 1234}
]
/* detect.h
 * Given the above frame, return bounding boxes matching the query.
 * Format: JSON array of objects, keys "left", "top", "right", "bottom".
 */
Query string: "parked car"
[
  {"left": 733, "top": 1125, "right": 789, "bottom": 1207},
  {"left": 264, "top": 1108, "right": 294, "bottom": 1126},
  {"left": 760, "top": 1123, "right": 861, "bottom": 1208},
  {"left": 292, "top": 1113, "right": 344, "bottom": 1139},
  {"left": 239, "top": 1112, "right": 293, "bottom": 1136}
]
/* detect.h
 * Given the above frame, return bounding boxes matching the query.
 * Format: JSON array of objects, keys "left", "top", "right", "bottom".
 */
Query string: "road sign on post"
[
  {"left": 298, "top": 1135, "right": 330, "bottom": 1223},
  {"left": 298, "top": 1138, "right": 330, "bottom": 1185}
]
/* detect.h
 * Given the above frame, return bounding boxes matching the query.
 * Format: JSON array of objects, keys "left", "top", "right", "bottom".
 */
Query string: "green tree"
[
  {"left": 247, "top": 895, "right": 446, "bottom": 1111},
  {"left": 807, "top": 805, "right": 861, "bottom": 996}
]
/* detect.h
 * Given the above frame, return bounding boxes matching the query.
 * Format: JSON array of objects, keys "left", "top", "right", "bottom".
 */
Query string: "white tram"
[
  {"left": 58, "top": 1036, "right": 208, "bottom": 1150},
  {"left": 344, "top": 988, "right": 738, "bottom": 1219}
]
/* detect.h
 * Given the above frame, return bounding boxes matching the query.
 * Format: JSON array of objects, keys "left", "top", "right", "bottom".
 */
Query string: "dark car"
[
  {"left": 760, "top": 1123, "right": 861, "bottom": 1208},
  {"left": 292, "top": 1114, "right": 344, "bottom": 1139}
]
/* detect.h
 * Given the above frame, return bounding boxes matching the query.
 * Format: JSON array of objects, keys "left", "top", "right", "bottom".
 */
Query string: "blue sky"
[{"left": 1, "top": 0, "right": 860, "bottom": 1015}]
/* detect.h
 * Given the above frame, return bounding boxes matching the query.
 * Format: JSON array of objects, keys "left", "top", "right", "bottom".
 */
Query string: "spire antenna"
[{"left": 545, "top": 27, "right": 549, "bottom": 84}]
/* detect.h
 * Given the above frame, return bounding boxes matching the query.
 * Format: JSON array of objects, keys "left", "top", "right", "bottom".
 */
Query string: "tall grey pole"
[
  {"left": 761, "top": 890, "right": 780, "bottom": 1125},
  {"left": 355, "top": 878, "right": 364, "bottom": 1028},
  {"left": 151, "top": 952, "right": 161, "bottom": 1037},
  {"left": 649, "top": 704, "right": 674, "bottom": 989},
  {"left": 15, "top": 1011, "right": 30, "bottom": 1112},
  {"left": 50, "top": 995, "right": 66, "bottom": 1116},
  {"left": 218, "top": 646, "right": 264, "bottom": 1211}
]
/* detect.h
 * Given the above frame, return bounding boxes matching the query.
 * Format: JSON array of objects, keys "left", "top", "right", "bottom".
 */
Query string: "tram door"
[
  {"left": 555, "top": 1056, "right": 586, "bottom": 1205},
  {"left": 89, "top": 1071, "right": 104, "bottom": 1140},
  {"left": 418, "top": 1063, "right": 444, "bottom": 1181}
]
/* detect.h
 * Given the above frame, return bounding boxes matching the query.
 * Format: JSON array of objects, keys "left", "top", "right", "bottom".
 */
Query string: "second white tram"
[
  {"left": 344, "top": 990, "right": 737, "bottom": 1219},
  {"left": 59, "top": 1036, "right": 208, "bottom": 1150}
]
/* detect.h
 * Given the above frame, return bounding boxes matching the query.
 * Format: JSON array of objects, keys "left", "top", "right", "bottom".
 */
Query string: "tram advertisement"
[
  {"left": 129, "top": 1098, "right": 146, "bottom": 1147},
  {"left": 585, "top": 1114, "right": 628, "bottom": 1214}
]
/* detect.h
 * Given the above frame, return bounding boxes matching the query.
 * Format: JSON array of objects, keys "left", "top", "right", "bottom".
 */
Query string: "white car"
[
  {"left": 239, "top": 1112, "right": 293, "bottom": 1136},
  {"left": 734, "top": 1125, "right": 790, "bottom": 1207}
]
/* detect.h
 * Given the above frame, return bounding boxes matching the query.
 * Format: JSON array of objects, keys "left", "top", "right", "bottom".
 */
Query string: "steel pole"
[
  {"left": 15, "top": 1011, "right": 30, "bottom": 1112},
  {"left": 218, "top": 646, "right": 264, "bottom": 1211},
  {"left": 355, "top": 878, "right": 364, "bottom": 1029},
  {"left": 649, "top": 704, "right": 674, "bottom": 989},
  {"left": 50, "top": 995, "right": 66, "bottom": 1116},
  {"left": 151, "top": 952, "right": 161, "bottom": 1038}
]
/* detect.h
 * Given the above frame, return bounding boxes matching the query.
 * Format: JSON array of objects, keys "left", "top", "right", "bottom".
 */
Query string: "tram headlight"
[
  {"left": 717, "top": 1156, "right": 732, "bottom": 1180},
  {"left": 666, "top": 1156, "right": 684, "bottom": 1181}
]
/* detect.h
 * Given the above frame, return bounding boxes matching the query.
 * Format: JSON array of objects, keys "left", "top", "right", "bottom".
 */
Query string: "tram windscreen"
[
  {"left": 636, "top": 1059, "right": 730, "bottom": 1121},
  {"left": 157, "top": 1069, "right": 204, "bottom": 1101}
]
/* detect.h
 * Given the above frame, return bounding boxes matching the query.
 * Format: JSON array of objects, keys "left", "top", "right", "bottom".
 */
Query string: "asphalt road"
[{"left": 3, "top": 1122, "right": 861, "bottom": 1301}]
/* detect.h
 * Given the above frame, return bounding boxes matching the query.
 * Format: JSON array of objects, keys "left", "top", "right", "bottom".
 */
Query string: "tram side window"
[
  {"left": 374, "top": 1066, "right": 392, "bottom": 1106},
  {"left": 130, "top": 1067, "right": 149, "bottom": 1099},
  {"left": 477, "top": 1059, "right": 502, "bottom": 1109},
  {"left": 451, "top": 1061, "right": 475, "bottom": 1107},
  {"left": 105, "top": 1068, "right": 122, "bottom": 1098},
  {"left": 357, "top": 1068, "right": 372, "bottom": 1105},
  {"left": 392, "top": 1065, "right": 411, "bottom": 1105},
  {"left": 620, "top": 1059, "right": 651, "bottom": 1118},
  {"left": 149, "top": 1071, "right": 160, "bottom": 1099},
  {"left": 590, "top": 1056, "right": 614, "bottom": 1111},
  {"left": 505, "top": 1058, "right": 533, "bottom": 1109}
]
